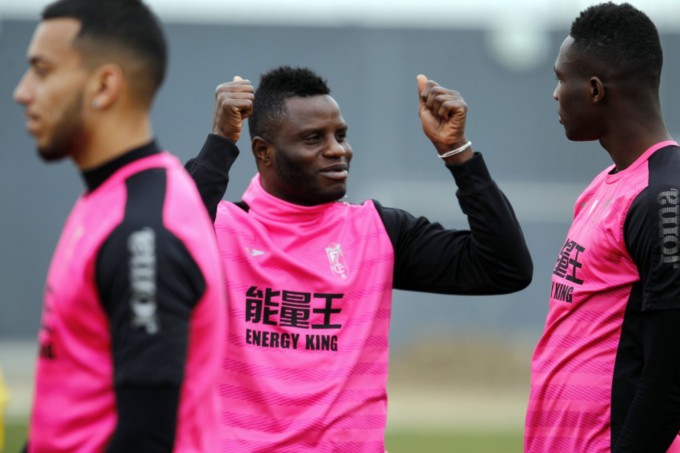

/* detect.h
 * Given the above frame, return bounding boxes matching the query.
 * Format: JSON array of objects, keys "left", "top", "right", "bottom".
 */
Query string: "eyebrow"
[
  {"left": 297, "top": 123, "right": 348, "bottom": 134},
  {"left": 28, "top": 55, "right": 50, "bottom": 66}
]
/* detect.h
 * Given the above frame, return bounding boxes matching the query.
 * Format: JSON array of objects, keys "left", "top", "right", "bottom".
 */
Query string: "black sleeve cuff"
[
  {"left": 195, "top": 134, "right": 240, "bottom": 176},
  {"left": 444, "top": 152, "right": 494, "bottom": 195}
]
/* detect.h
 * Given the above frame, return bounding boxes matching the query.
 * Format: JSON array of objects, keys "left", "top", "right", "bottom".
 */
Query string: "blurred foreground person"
[{"left": 14, "top": 0, "right": 226, "bottom": 451}]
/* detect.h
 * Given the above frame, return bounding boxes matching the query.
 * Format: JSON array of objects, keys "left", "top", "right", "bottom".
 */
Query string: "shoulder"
[
  {"left": 629, "top": 145, "right": 680, "bottom": 215},
  {"left": 647, "top": 145, "right": 680, "bottom": 182},
  {"left": 103, "top": 161, "right": 213, "bottom": 262}
]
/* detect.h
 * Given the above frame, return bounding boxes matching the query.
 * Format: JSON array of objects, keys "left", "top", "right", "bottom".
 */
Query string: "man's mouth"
[
  {"left": 24, "top": 115, "right": 40, "bottom": 134},
  {"left": 320, "top": 164, "right": 349, "bottom": 180}
]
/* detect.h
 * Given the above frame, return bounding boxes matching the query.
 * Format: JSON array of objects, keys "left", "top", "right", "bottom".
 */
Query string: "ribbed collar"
[
  {"left": 242, "top": 173, "right": 340, "bottom": 223},
  {"left": 82, "top": 141, "right": 160, "bottom": 192}
]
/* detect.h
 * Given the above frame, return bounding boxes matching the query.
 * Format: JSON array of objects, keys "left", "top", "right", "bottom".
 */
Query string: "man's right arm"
[
  {"left": 185, "top": 135, "right": 239, "bottom": 222},
  {"left": 185, "top": 76, "right": 254, "bottom": 222}
]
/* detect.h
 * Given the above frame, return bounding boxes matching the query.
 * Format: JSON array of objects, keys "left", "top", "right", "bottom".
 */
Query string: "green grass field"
[
  {"left": 4, "top": 420, "right": 27, "bottom": 453},
  {"left": 386, "top": 430, "right": 523, "bottom": 452},
  {"left": 3, "top": 419, "right": 522, "bottom": 453}
]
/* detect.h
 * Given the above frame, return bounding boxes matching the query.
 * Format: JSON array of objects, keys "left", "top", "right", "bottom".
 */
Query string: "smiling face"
[
  {"left": 14, "top": 18, "right": 90, "bottom": 161},
  {"left": 261, "top": 95, "right": 353, "bottom": 206},
  {"left": 553, "top": 36, "right": 604, "bottom": 142}
]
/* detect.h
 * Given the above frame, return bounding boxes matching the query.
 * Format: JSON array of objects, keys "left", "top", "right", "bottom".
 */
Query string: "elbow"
[
  {"left": 513, "top": 265, "right": 533, "bottom": 292},
  {"left": 495, "top": 271, "right": 532, "bottom": 295},
  {"left": 492, "top": 253, "right": 533, "bottom": 294},
  {"left": 472, "top": 258, "right": 533, "bottom": 296},
  {"left": 506, "top": 255, "right": 534, "bottom": 293}
]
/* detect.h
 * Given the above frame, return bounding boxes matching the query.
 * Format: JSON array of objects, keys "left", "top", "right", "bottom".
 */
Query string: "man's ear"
[
  {"left": 252, "top": 136, "right": 273, "bottom": 168},
  {"left": 87, "top": 63, "right": 124, "bottom": 111},
  {"left": 590, "top": 76, "right": 605, "bottom": 104}
]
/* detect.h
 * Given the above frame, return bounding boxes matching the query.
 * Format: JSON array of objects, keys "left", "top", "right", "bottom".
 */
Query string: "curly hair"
[
  {"left": 248, "top": 66, "right": 330, "bottom": 141},
  {"left": 570, "top": 2, "right": 662, "bottom": 88}
]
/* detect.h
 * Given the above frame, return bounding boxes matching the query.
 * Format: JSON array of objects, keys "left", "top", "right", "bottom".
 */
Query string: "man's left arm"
[
  {"left": 377, "top": 151, "right": 533, "bottom": 295},
  {"left": 97, "top": 221, "right": 206, "bottom": 452},
  {"left": 386, "top": 75, "right": 532, "bottom": 294},
  {"left": 447, "top": 151, "right": 533, "bottom": 292},
  {"left": 615, "top": 185, "right": 680, "bottom": 452},
  {"left": 614, "top": 310, "right": 680, "bottom": 452}
]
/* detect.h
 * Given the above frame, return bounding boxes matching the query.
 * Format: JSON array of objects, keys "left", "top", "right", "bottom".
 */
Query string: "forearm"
[
  {"left": 97, "top": 218, "right": 205, "bottom": 452},
  {"left": 184, "top": 134, "right": 240, "bottom": 222},
  {"left": 106, "top": 384, "right": 181, "bottom": 453},
  {"left": 613, "top": 309, "right": 680, "bottom": 452},
  {"left": 444, "top": 152, "right": 533, "bottom": 293}
]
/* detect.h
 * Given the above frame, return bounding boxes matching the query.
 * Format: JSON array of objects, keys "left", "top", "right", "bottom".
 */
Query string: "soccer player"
[
  {"left": 525, "top": 3, "right": 680, "bottom": 452},
  {"left": 14, "top": 0, "right": 226, "bottom": 451},
  {"left": 186, "top": 66, "right": 533, "bottom": 451}
]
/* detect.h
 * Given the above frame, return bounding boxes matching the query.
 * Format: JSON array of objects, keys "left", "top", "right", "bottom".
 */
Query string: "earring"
[{"left": 92, "top": 99, "right": 100, "bottom": 109}]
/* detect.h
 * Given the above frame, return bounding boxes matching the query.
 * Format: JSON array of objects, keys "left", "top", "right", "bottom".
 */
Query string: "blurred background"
[{"left": 1, "top": 0, "right": 679, "bottom": 451}]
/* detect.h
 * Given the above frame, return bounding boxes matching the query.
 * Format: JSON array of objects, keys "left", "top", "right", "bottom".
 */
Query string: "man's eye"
[{"left": 33, "top": 65, "right": 49, "bottom": 78}]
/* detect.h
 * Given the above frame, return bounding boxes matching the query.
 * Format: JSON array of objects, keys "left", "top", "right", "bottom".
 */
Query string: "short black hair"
[
  {"left": 248, "top": 66, "right": 331, "bottom": 141},
  {"left": 43, "top": 0, "right": 167, "bottom": 105},
  {"left": 570, "top": 2, "right": 662, "bottom": 88}
]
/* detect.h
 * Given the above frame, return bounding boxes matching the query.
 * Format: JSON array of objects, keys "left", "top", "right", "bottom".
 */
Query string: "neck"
[
  {"left": 600, "top": 106, "right": 672, "bottom": 171},
  {"left": 72, "top": 109, "right": 153, "bottom": 170}
]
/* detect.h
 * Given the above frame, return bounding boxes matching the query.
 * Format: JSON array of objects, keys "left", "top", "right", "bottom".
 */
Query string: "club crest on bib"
[{"left": 325, "top": 243, "right": 348, "bottom": 279}]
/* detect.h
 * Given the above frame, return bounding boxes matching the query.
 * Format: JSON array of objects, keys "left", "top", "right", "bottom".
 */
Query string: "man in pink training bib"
[
  {"left": 14, "top": 0, "right": 226, "bottom": 451},
  {"left": 525, "top": 3, "right": 680, "bottom": 452},
  {"left": 186, "top": 66, "right": 533, "bottom": 452}
]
